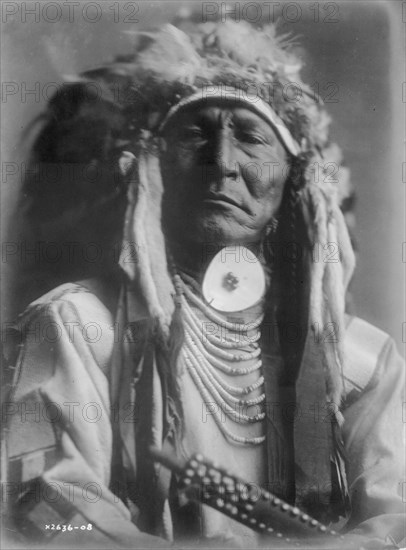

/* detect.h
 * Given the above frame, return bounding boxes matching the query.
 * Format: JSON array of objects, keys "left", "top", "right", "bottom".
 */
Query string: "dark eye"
[
  {"left": 237, "top": 132, "right": 267, "bottom": 145},
  {"left": 179, "top": 127, "right": 206, "bottom": 141}
]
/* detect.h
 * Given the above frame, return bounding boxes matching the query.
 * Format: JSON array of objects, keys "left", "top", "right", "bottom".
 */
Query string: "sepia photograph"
[{"left": 1, "top": 1, "right": 405, "bottom": 549}]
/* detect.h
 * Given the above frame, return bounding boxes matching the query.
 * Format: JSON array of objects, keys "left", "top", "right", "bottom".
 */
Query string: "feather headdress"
[
  {"left": 27, "top": 20, "right": 355, "bottom": 412},
  {"left": 82, "top": 21, "right": 355, "bottom": 408}
]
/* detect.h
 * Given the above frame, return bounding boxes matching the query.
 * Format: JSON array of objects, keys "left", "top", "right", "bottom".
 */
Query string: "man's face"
[{"left": 160, "top": 101, "right": 290, "bottom": 246}]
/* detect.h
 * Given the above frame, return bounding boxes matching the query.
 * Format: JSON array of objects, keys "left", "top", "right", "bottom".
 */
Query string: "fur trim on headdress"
[
  {"left": 300, "top": 173, "right": 355, "bottom": 415},
  {"left": 119, "top": 138, "right": 174, "bottom": 340},
  {"left": 78, "top": 21, "right": 332, "bottom": 155}
]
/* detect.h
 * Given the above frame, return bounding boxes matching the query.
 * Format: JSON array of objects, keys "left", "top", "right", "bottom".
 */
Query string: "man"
[{"left": 2, "top": 20, "right": 404, "bottom": 549}]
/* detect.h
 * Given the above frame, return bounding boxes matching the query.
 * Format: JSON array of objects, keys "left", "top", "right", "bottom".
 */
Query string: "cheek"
[
  {"left": 242, "top": 159, "right": 289, "bottom": 200},
  {"left": 162, "top": 147, "right": 201, "bottom": 185},
  {"left": 161, "top": 149, "right": 201, "bottom": 216},
  {"left": 161, "top": 148, "right": 192, "bottom": 186}
]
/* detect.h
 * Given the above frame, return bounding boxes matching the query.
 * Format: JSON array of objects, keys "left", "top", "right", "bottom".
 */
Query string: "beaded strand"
[
  {"left": 173, "top": 273, "right": 266, "bottom": 446},
  {"left": 182, "top": 353, "right": 266, "bottom": 446}
]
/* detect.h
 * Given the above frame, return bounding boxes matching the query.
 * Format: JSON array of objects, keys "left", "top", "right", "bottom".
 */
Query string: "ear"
[{"left": 118, "top": 151, "right": 136, "bottom": 177}]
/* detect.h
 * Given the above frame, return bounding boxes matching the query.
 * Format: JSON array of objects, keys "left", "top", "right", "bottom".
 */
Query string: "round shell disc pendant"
[{"left": 202, "top": 246, "right": 266, "bottom": 312}]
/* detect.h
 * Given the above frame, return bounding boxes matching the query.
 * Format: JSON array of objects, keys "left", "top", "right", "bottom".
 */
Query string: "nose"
[{"left": 205, "top": 130, "right": 239, "bottom": 183}]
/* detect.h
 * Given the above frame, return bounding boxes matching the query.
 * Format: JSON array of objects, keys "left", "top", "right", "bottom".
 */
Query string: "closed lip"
[{"left": 202, "top": 193, "right": 245, "bottom": 211}]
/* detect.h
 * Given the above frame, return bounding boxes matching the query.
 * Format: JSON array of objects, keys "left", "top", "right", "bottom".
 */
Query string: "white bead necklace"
[
  {"left": 184, "top": 335, "right": 265, "bottom": 407},
  {"left": 184, "top": 304, "right": 262, "bottom": 363},
  {"left": 174, "top": 273, "right": 266, "bottom": 446}
]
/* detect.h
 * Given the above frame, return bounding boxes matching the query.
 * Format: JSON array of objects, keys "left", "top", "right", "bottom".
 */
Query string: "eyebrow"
[
  {"left": 190, "top": 110, "right": 274, "bottom": 132},
  {"left": 232, "top": 115, "right": 269, "bottom": 130}
]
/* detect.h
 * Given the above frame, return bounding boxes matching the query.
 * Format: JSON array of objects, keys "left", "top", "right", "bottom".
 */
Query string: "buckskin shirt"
[
  {"left": 3, "top": 20, "right": 405, "bottom": 550},
  {"left": 3, "top": 277, "right": 404, "bottom": 548}
]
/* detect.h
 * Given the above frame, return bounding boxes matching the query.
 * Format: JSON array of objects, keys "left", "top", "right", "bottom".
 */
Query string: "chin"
[{"left": 187, "top": 216, "right": 254, "bottom": 247}]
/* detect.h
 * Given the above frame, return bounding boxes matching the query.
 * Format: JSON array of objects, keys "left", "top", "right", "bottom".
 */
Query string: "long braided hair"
[{"left": 261, "top": 155, "right": 310, "bottom": 383}]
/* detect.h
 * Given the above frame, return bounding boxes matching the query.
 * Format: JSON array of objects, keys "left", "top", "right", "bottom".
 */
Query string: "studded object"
[{"left": 150, "top": 447, "right": 352, "bottom": 548}]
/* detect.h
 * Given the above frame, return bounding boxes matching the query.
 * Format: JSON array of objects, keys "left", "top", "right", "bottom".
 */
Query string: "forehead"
[{"left": 166, "top": 100, "right": 276, "bottom": 131}]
